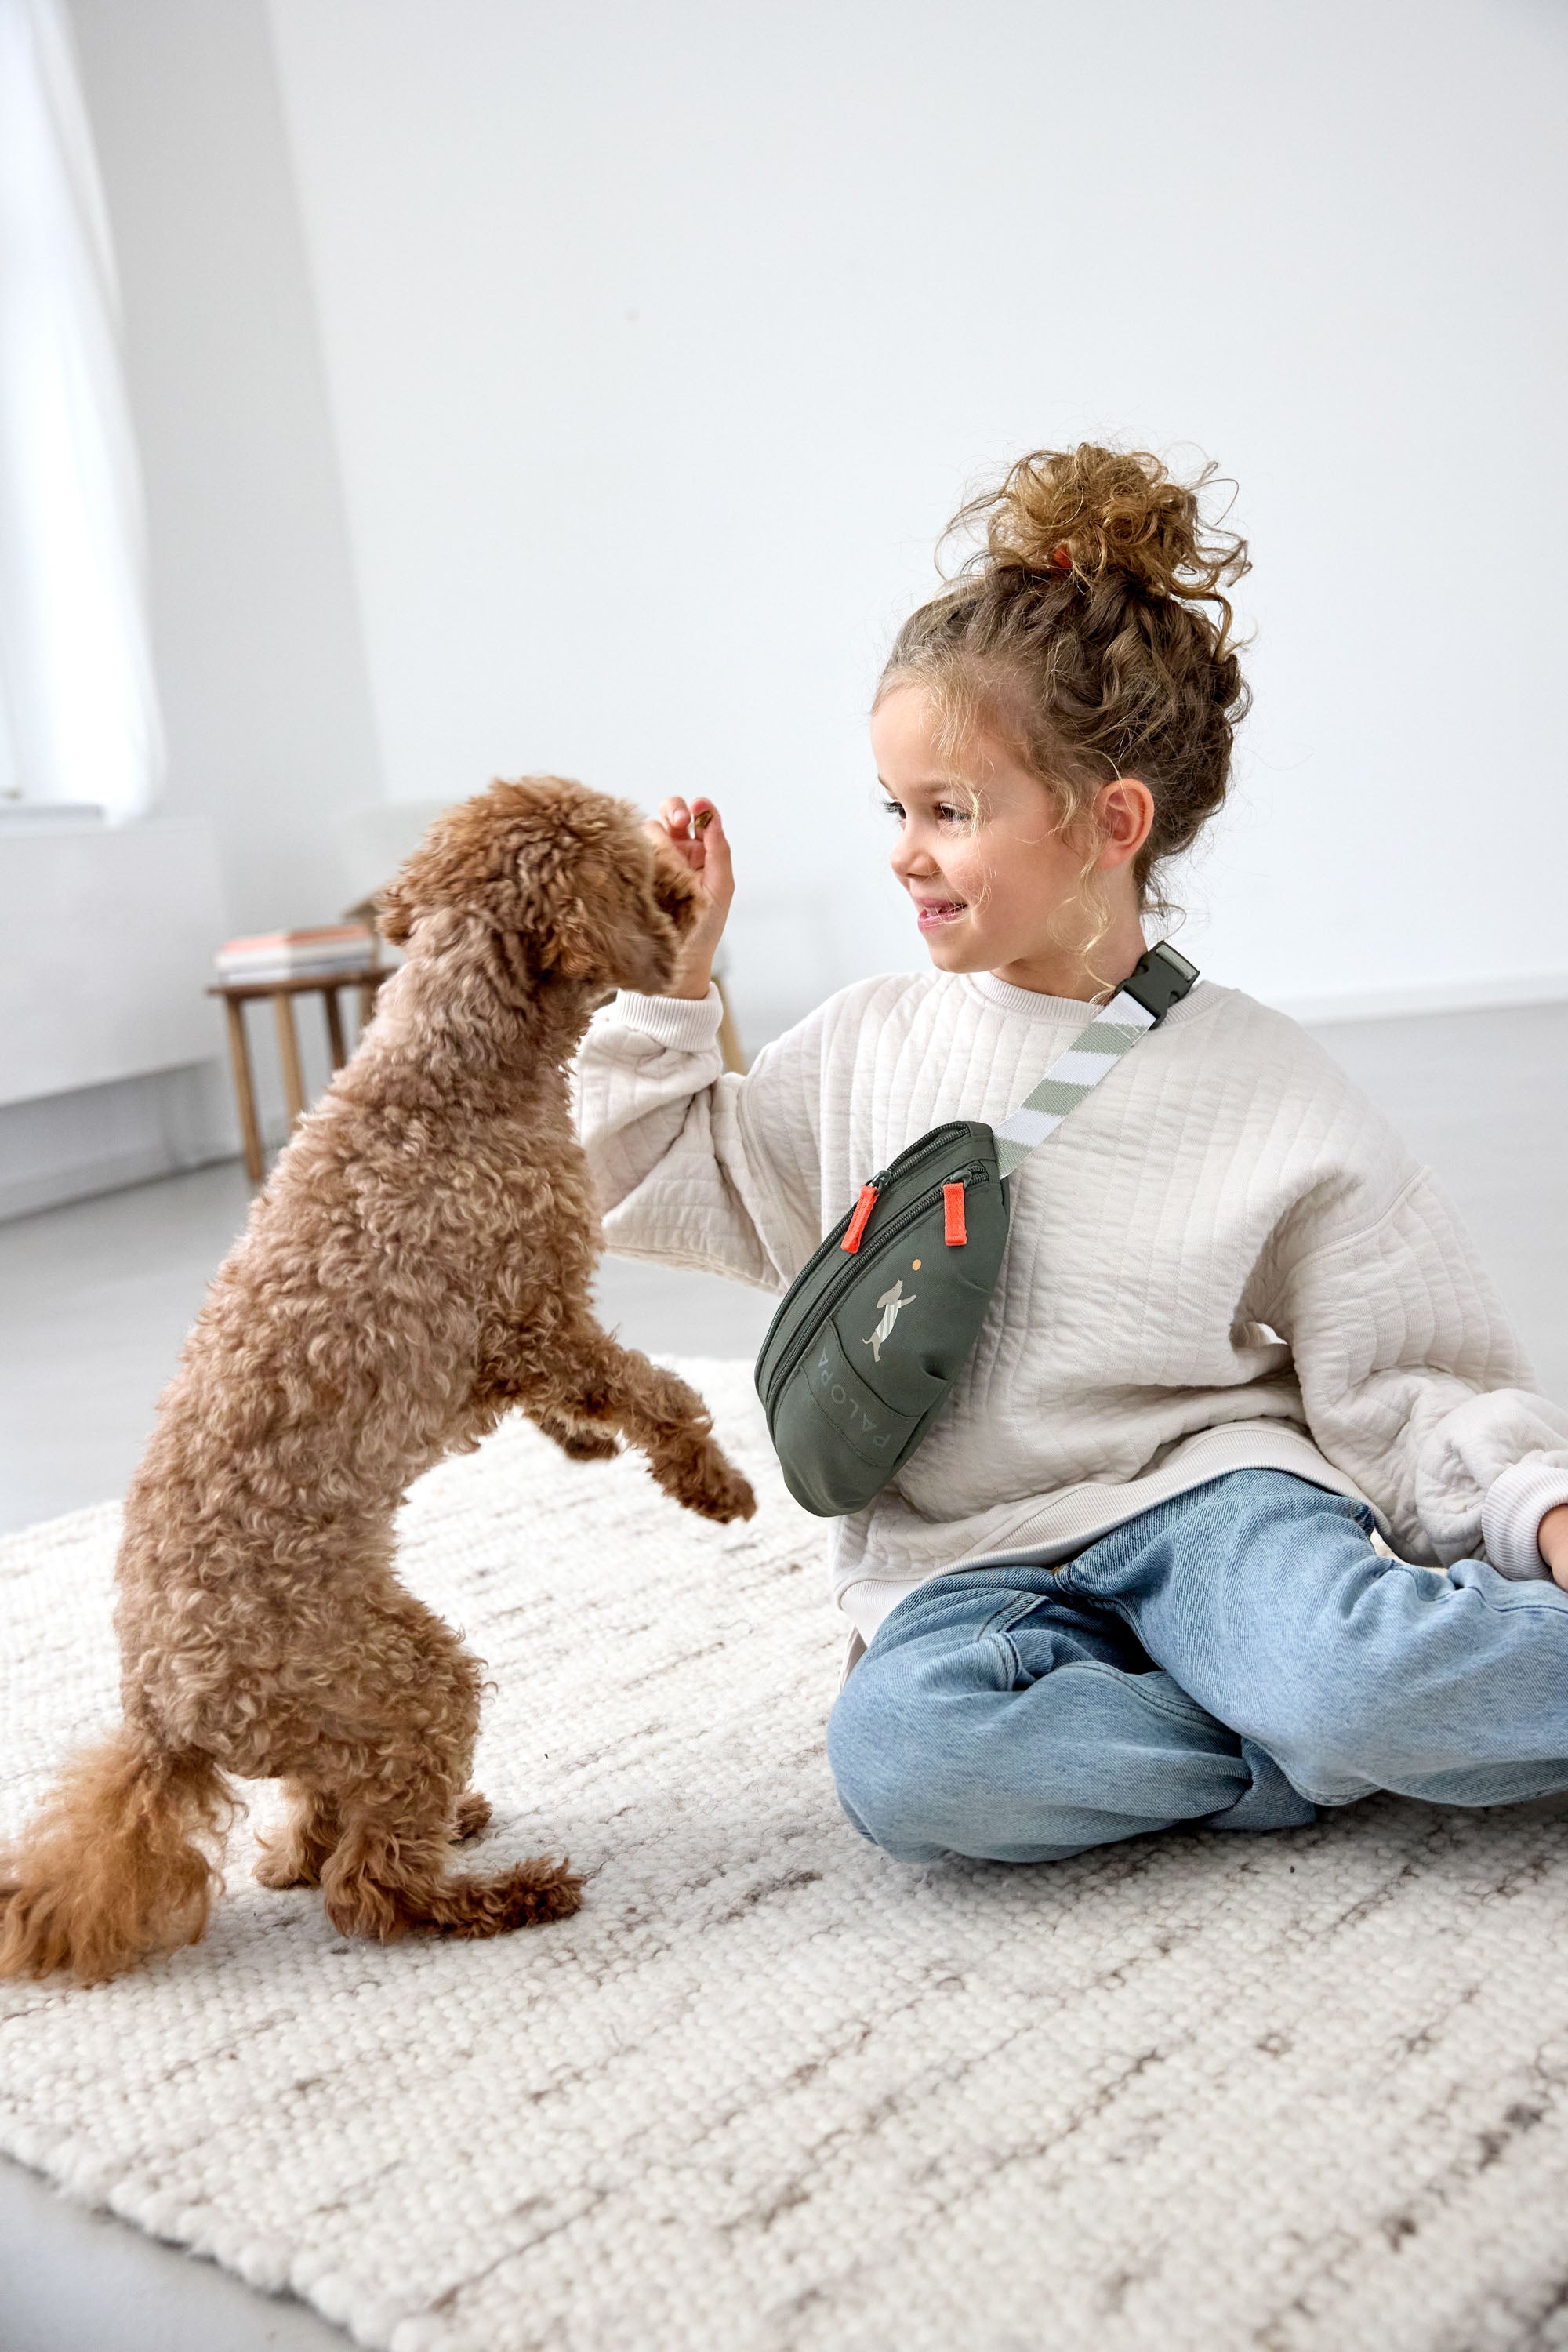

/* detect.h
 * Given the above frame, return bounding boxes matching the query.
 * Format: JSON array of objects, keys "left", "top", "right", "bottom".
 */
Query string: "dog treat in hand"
[
  {"left": 691, "top": 806, "right": 713, "bottom": 833},
  {"left": 0, "top": 776, "right": 756, "bottom": 1987}
]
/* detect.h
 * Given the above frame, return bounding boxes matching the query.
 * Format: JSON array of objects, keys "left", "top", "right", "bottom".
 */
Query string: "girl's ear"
[{"left": 1098, "top": 776, "right": 1156, "bottom": 862}]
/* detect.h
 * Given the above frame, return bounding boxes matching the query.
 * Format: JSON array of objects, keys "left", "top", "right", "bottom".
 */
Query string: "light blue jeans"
[{"left": 826, "top": 1468, "right": 1568, "bottom": 1864}]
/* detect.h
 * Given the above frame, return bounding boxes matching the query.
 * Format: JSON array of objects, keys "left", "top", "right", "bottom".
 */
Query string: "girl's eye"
[
  {"left": 936, "top": 803, "right": 965, "bottom": 825},
  {"left": 880, "top": 798, "right": 905, "bottom": 820}
]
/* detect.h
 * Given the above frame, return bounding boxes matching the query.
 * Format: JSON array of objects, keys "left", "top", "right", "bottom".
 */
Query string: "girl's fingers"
[
  {"left": 648, "top": 797, "right": 730, "bottom": 891},
  {"left": 642, "top": 814, "right": 685, "bottom": 859},
  {"left": 644, "top": 804, "right": 703, "bottom": 873},
  {"left": 690, "top": 802, "right": 731, "bottom": 883}
]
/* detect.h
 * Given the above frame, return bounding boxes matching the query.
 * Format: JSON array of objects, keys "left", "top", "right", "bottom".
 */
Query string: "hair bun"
[{"left": 960, "top": 444, "right": 1250, "bottom": 615}]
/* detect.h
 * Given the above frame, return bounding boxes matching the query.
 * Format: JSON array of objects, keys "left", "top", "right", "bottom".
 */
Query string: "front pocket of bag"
[
  {"left": 834, "top": 1289, "right": 952, "bottom": 1421},
  {"left": 797, "top": 1322, "right": 925, "bottom": 1471}
]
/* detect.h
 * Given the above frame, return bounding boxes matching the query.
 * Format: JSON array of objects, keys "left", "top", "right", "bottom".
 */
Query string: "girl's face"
[{"left": 869, "top": 681, "right": 1152, "bottom": 998}]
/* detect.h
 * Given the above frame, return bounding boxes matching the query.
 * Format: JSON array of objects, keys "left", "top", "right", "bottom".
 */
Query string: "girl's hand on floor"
[
  {"left": 644, "top": 797, "right": 734, "bottom": 1001},
  {"left": 1539, "top": 1502, "right": 1568, "bottom": 1590}
]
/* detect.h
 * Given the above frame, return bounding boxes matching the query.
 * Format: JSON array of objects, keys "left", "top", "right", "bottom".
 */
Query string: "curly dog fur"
[{"left": 0, "top": 779, "right": 755, "bottom": 1984}]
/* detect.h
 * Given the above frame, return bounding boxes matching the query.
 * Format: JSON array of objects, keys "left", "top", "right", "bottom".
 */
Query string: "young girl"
[{"left": 575, "top": 445, "right": 1568, "bottom": 1867}]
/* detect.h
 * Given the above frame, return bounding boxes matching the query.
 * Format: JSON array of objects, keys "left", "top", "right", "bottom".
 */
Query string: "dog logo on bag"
[{"left": 864, "top": 1279, "right": 916, "bottom": 1363}]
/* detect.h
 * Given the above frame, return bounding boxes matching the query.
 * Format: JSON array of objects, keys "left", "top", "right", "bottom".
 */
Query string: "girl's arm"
[
  {"left": 1261, "top": 1162, "right": 1568, "bottom": 1578},
  {"left": 574, "top": 794, "right": 824, "bottom": 1290},
  {"left": 574, "top": 985, "right": 822, "bottom": 1290}
]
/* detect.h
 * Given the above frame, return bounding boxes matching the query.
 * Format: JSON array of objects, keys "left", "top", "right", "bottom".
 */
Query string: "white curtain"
[{"left": 0, "top": 0, "right": 162, "bottom": 821}]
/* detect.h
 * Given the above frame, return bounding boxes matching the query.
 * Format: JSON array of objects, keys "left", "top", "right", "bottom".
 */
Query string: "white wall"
[
  {"left": 69, "top": 0, "right": 383, "bottom": 938},
  {"left": 3, "top": 0, "right": 389, "bottom": 1214},
  {"left": 0, "top": 820, "right": 223, "bottom": 1103},
  {"left": 267, "top": 0, "right": 1568, "bottom": 1048}
]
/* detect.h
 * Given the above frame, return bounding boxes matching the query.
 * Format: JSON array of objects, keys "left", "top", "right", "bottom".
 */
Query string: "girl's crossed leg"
[{"left": 826, "top": 1468, "right": 1568, "bottom": 1865}]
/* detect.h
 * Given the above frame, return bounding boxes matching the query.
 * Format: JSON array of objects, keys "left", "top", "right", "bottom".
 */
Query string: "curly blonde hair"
[{"left": 877, "top": 444, "right": 1251, "bottom": 977}]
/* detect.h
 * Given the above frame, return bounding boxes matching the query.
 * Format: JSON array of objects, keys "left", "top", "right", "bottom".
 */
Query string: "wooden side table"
[{"left": 208, "top": 963, "right": 390, "bottom": 1184}]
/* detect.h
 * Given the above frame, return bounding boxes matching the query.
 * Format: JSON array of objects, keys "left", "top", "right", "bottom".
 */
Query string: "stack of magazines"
[{"left": 213, "top": 925, "right": 376, "bottom": 983}]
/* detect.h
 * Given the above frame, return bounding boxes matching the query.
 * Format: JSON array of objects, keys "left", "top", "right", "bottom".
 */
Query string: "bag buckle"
[{"left": 1119, "top": 941, "right": 1199, "bottom": 1025}]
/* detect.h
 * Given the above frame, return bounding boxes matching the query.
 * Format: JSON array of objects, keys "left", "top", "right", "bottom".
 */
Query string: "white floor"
[{"left": 2, "top": 994, "right": 1565, "bottom": 2350}]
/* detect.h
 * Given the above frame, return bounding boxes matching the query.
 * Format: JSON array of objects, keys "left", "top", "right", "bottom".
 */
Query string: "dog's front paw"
[
  {"left": 557, "top": 1429, "right": 619, "bottom": 1462},
  {"left": 533, "top": 1406, "right": 620, "bottom": 1463},
  {"left": 666, "top": 1441, "right": 757, "bottom": 1524}
]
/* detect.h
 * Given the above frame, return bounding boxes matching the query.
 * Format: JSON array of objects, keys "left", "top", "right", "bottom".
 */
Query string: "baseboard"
[
  {"left": 0, "top": 1064, "right": 243, "bottom": 1222},
  {"left": 0, "top": 1138, "right": 241, "bottom": 1222},
  {"left": 1271, "top": 970, "right": 1568, "bottom": 1025}
]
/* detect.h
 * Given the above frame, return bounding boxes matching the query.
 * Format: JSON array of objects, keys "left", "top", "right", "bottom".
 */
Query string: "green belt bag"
[{"left": 753, "top": 942, "right": 1200, "bottom": 1517}]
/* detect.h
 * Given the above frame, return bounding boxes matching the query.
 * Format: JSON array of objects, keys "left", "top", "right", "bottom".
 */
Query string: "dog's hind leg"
[
  {"left": 313, "top": 1615, "right": 576, "bottom": 1943},
  {"left": 321, "top": 1773, "right": 577, "bottom": 1941},
  {"left": 254, "top": 1782, "right": 343, "bottom": 1890},
  {"left": 453, "top": 1791, "right": 491, "bottom": 1840},
  {"left": 257, "top": 1782, "right": 488, "bottom": 1891}
]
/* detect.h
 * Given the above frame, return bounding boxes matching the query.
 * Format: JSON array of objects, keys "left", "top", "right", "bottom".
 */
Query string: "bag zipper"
[
  {"left": 761, "top": 1160, "right": 989, "bottom": 1418},
  {"left": 764, "top": 1123, "right": 973, "bottom": 1330},
  {"left": 840, "top": 1179, "right": 885, "bottom": 1254}
]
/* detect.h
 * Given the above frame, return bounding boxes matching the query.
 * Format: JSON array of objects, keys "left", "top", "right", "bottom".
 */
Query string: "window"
[{"left": 0, "top": 0, "right": 162, "bottom": 821}]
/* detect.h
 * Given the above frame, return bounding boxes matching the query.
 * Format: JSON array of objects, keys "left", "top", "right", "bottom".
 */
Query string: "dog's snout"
[{"left": 650, "top": 848, "right": 699, "bottom": 932}]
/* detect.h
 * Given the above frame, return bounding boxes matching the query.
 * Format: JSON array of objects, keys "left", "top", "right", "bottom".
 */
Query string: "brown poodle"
[{"left": 0, "top": 779, "right": 756, "bottom": 1984}]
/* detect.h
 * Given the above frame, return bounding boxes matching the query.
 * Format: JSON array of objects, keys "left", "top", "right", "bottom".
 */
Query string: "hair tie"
[{"left": 1049, "top": 543, "right": 1073, "bottom": 575}]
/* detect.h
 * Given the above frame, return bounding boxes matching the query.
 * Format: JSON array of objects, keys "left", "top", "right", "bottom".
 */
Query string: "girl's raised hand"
[
  {"left": 644, "top": 797, "right": 733, "bottom": 1000},
  {"left": 1540, "top": 1501, "right": 1568, "bottom": 1590}
]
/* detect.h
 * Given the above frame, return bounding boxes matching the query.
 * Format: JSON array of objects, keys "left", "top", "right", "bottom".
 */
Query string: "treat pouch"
[{"left": 753, "top": 943, "right": 1198, "bottom": 1518}]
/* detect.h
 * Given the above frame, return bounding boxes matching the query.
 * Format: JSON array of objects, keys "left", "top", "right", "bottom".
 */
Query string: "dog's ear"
[
  {"left": 535, "top": 831, "right": 693, "bottom": 992},
  {"left": 376, "top": 793, "right": 521, "bottom": 950},
  {"left": 543, "top": 858, "right": 613, "bottom": 981},
  {"left": 376, "top": 877, "right": 416, "bottom": 947}
]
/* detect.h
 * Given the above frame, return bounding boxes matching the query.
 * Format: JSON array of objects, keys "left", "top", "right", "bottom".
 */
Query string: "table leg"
[
  {"left": 272, "top": 993, "right": 308, "bottom": 1128},
  {"left": 324, "top": 986, "right": 347, "bottom": 1070},
  {"left": 222, "top": 997, "right": 266, "bottom": 1184}
]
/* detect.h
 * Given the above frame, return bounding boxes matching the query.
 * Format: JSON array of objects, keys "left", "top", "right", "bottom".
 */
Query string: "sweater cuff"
[
  {"left": 604, "top": 985, "right": 725, "bottom": 1054},
  {"left": 1481, "top": 1458, "right": 1568, "bottom": 1581}
]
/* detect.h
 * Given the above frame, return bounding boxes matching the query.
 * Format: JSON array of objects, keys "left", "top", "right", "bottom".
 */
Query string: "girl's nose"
[{"left": 891, "top": 826, "right": 937, "bottom": 883}]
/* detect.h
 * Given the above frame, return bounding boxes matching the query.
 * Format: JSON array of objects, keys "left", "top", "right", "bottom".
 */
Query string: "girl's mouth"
[{"left": 915, "top": 898, "right": 967, "bottom": 931}]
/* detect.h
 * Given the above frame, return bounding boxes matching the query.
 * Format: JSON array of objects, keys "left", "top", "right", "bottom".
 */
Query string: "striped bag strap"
[{"left": 992, "top": 942, "right": 1200, "bottom": 1180}]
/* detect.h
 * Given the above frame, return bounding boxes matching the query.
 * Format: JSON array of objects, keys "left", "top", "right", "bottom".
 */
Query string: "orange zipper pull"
[
  {"left": 942, "top": 1181, "right": 967, "bottom": 1247},
  {"left": 841, "top": 1182, "right": 880, "bottom": 1254}
]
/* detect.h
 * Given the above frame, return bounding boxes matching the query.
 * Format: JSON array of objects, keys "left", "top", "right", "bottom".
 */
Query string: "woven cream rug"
[{"left": 5, "top": 1360, "right": 1568, "bottom": 2352}]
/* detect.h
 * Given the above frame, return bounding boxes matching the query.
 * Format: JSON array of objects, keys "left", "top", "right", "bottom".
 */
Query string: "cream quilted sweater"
[{"left": 575, "top": 969, "right": 1568, "bottom": 1643}]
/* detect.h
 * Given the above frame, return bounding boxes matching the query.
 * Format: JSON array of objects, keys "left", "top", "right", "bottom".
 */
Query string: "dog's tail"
[{"left": 0, "top": 1725, "right": 234, "bottom": 1985}]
